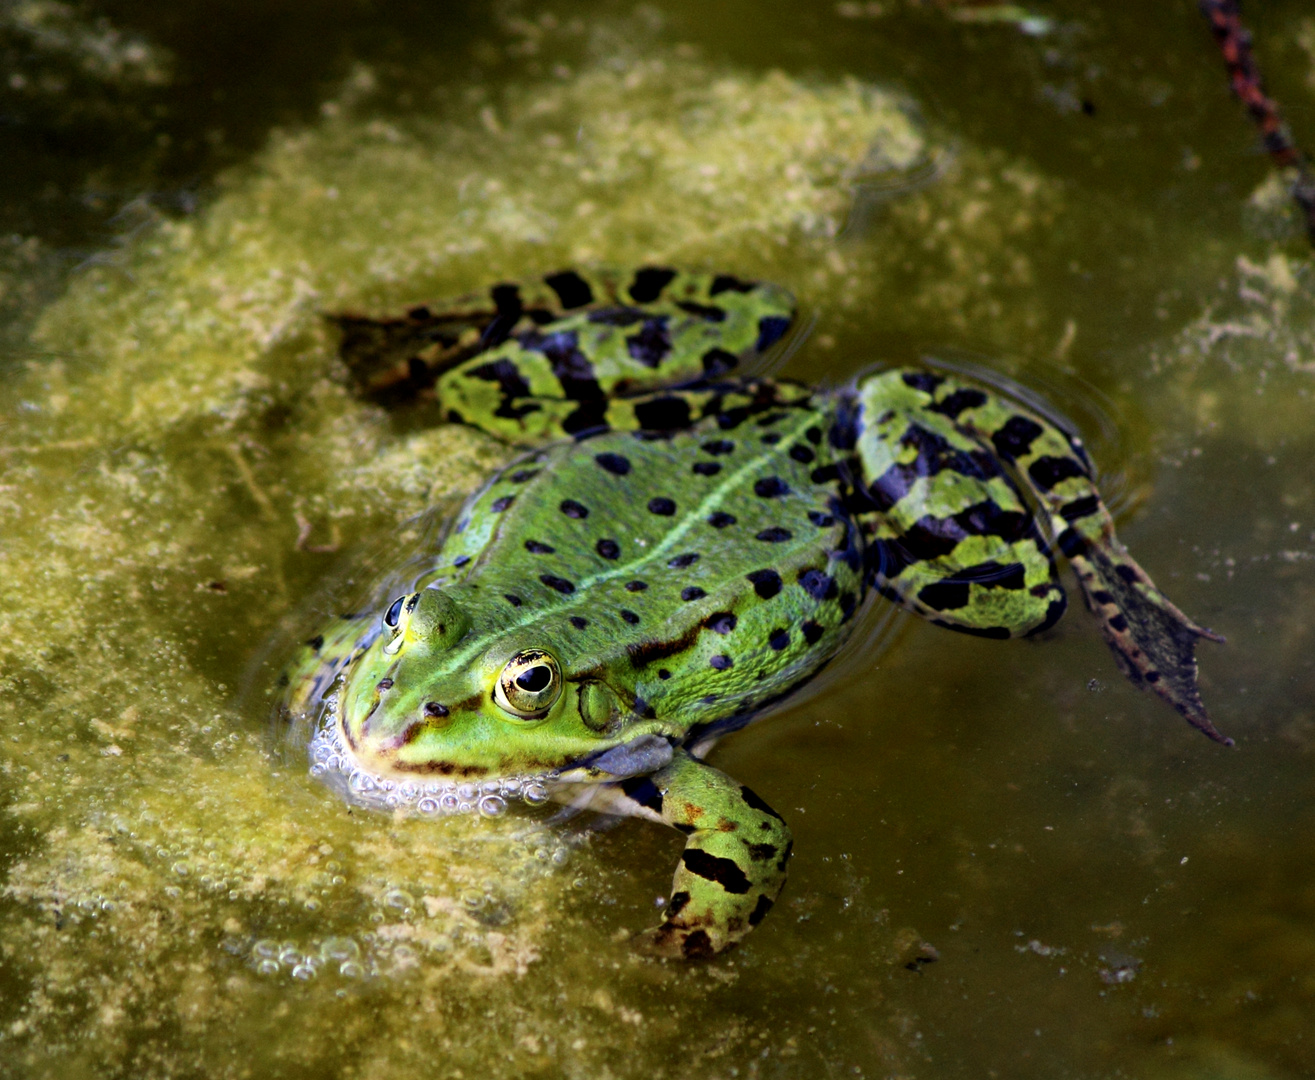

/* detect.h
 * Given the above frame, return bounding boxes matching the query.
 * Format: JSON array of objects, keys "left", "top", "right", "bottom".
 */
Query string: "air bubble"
[
  {"left": 417, "top": 797, "right": 440, "bottom": 815},
  {"left": 551, "top": 847, "right": 570, "bottom": 867},
  {"left": 321, "top": 937, "right": 360, "bottom": 962},
  {"left": 291, "top": 963, "right": 316, "bottom": 980},
  {"left": 478, "top": 795, "right": 507, "bottom": 818},
  {"left": 252, "top": 940, "right": 278, "bottom": 960},
  {"left": 524, "top": 782, "right": 549, "bottom": 805},
  {"left": 457, "top": 783, "right": 478, "bottom": 801},
  {"left": 279, "top": 945, "right": 303, "bottom": 967},
  {"left": 383, "top": 888, "right": 414, "bottom": 911},
  {"left": 339, "top": 960, "right": 365, "bottom": 979},
  {"left": 256, "top": 958, "right": 280, "bottom": 976}
]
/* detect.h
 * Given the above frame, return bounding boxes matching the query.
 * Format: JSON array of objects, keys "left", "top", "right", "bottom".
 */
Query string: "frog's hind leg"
[
  {"left": 850, "top": 370, "right": 1068, "bottom": 641},
  {"left": 855, "top": 368, "right": 1227, "bottom": 744},
  {"left": 619, "top": 750, "right": 792, "bottom": 959}
]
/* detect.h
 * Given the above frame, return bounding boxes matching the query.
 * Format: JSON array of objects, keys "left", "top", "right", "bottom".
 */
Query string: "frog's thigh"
[
  {"left": 628, "top": 751, "right": 792, "bottom": 959},
  {"left": 853, "top": 370, "right": 1066, "bottom": 638}
]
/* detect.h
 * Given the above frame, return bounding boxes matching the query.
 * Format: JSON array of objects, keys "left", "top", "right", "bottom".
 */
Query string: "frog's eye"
[
  {"left": 383, "top": 595, "right": 406, "bottom": 629},
  {"left": 493, "top": 649, "right": 562, "bottom": 720}
]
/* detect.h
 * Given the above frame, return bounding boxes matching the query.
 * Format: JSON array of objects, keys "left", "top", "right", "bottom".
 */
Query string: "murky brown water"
[{"left": 2, "top": 3, "right": 1315, "bottom": 1077}]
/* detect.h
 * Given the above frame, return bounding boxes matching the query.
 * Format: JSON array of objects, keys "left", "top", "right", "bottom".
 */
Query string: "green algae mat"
[{"left": 2, "top": 3, "right": 1315, "bottom": 1078}]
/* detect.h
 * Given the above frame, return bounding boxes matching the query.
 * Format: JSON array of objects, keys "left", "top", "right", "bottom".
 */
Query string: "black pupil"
[
  {"left": 384, "top": 596, "right": 405, "bottom": 628},
  {"left": 515, "top": 666, "right": 552, "bottom": 693}
]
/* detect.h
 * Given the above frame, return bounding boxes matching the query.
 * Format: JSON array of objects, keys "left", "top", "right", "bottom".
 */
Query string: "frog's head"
[{"left": 335, "top": 587, "right": 640, "bottom": 784}]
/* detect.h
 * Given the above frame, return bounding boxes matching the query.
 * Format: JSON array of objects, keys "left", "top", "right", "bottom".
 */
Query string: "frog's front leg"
[{"left": 617, "top": 750, "right": 792, "bottom": 959}]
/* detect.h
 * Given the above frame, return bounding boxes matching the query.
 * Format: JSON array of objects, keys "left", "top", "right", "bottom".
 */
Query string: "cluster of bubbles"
[
  {"left": 307, "top": 708, "right": 553, "bottom": 816},
  {"left": 249, "top": 935, "right": 367, "bottom": 981}
]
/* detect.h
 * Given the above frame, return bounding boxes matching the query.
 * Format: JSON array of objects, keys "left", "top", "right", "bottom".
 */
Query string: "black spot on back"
[
  {"left": 681, "top": 586, "right": 707, "bottom": 601},
  {"left": 596, "top": 539, "right": 620, "bottom": 559},
  {"left": 668, "top": 553, "right": 700, "bottom": 568},
  {"left": 747, "top": 569, "right": 782, "bottom": 599},
  {"left": 1029, "top": 455, "right": 1087, "bottom": 491},
  {"left": 704, "top": 611, "right": 737, "bottom": 634},
  {"left": 768, "top": 628, "right": 790, "bottom": 651},
  {"left": 789, "top": 444, "right": 815, "bottom": 464},
  {"left": 560, "top": 499, "right": 589, "bottom": 519},
  {"left": 625, "top": 580, "right": 648, "bottom": 592},
  {"left": 524, "top": 540, "right": 555, "bottom": 554},
  {"left": 801, "top": 620, "right": 823, "bottom": 644},
  {"left": 648, "top": 497, "right": 677, "bottom": 516},
  {"left": 901, "top": 371, "right": 944, "bottom": 394},
  {"left": 702, "top": 439, "right": 735, "bottom": 455},
  {"left": 569, "top": 616, "right": 588, "bottom": 630},
  {"left": 798, "top": 568, "right": 838, "bottom": 601},
  {"left": 929, "top": 387, "right": 987, "bottom": 419},
  {"left": 693, "top": 461, "right": 722, "bottom": 477},
  {"left": 709, "top": 654, "right": 733, "bottom": 670},
  {"left": 708, "top": 512, "right": 737, "bottom": 529},
  {"left": 991, "top": 415, "right": 1045, "bottom": 461},
  {"left": 754, "top": 477, "right": 789, "bottom": 499},
  {"left": 504, "top": 594, "right": 523, "bottom": 607},
  {"left": 540, "top": 574, "right": 576, "bottom": 594},
  {"left": 676, "top": 300, "right": 726, "bottom": 322},
  {"left": 490, "top": 495, "right": 515, "bottom": 512},
  {"left": 756, "top": 527, "right": 792, "bottom": 543},
  {"left": 621, "top": 609, "right": 640, "bottom": 625},
  {"left": 701, "top": 347, "right": 738, "bottom": 376},
  {"left": 595, "top": 452, "right": 632, "bottom": 475}
]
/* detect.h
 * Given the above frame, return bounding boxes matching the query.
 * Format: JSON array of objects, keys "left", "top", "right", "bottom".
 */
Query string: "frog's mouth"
[{"left": 307, "top": 697, "right": 558, "bottom": 818}]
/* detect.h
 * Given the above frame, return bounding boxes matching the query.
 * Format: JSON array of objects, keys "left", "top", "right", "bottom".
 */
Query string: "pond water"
[{"left": 2, "top": 2, "right": 1315, "bottom": 1077}]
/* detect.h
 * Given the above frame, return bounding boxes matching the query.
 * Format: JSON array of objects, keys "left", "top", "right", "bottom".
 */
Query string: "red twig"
[{"left": 1200, "top": 0, "right": 1315, "bottom": 243}]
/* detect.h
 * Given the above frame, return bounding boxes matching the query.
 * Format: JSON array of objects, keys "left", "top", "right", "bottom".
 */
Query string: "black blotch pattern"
[
  {"left": 621, "top": 609, "right": 640, "bottom": 625},
  {"left": 810, "top": 463, "right": 842, "bottom": 484},
  {"left": 519, "top": 328, "right": 603, "bottom": 403},
  {"left": 929, "top": 387, "right": 987, "bottom": 419},
  {"left": 740, "top": 784, "right": 785, "bottom": 821},
  {"left": 710, "top": 274, "right": 755, "bottom": 295},
  {"left": 789, "top": 444, "right": 815, "bottom": 464},
  {"left": 628, "top": 266, "right": 677, "bottom": 303},
  {"left": 595, "top": 452, "right": 632, "bottom": 475},
  {"left": 829, "top": 395, "right": 860, "bottom": 450},
  {"left": 560, "top": 499, "right": 589, "bottom": 519},
  {"left": 596, "top": 539, "right": 621, "bottom": 560},
  {"left": 756, "top": 527, "right": 792, "bottom": 543},
  {"left": 768, "top": 628, "right": 790, "bottom": 651},
  {"left": 544, "top": 269, "right": 594, "bottom": 308},
  {"left": 991, "top": 415, "right": 1044, "bottom": 461},
  {"left": 761, "top": 432, "right": 782, "bottom": 446},
  {"left": 701, "top": 347, "right": 738, "bottom": 376},
  {"left": 801, "top": 620, "right": 824, "bottom": 644},
  {"left": 902, "top": 371, "right": 944, "bottom": 394},
  {"left": 490, "top": 495, "right": 515, "bottom": 512},
  {"left": 748, "top": 569, "right": 782, "bottom": 598},
  {"left": 625, "top": 580, "right": 648, "bottom": 592},
  {"left": 808, "top": 510, "right": 836, "bottom": 528},
  {"left": 467, "top": 359, "right": 540, "bottom": 421},
  {"left": 709, "top": 654, "right": 733, "bottom": 670},
  {"left": 1108, "top": 613, "right": 1129, "bottom": 633},
  {"left": 676, "top": 300, "right": 726, "bottom": 322},
  {"left": 708, "top": 512, "right": 737, "bottom": 528},
  {"left": 509, "top": 468, "right": 540, "bottom": 483},
  {"left": 658, "top": 669, "right": 672, "bottom": 680},
  {"left": 1029, "top": 455, "right": 1087, "bottom": 491},
  {"left": 806, "top": 426, "right": 822, "bottom": 445},
  {"left": 634, "top": 396, "right": 691, "bottom": 430},
  {"left": 754, "top": 477, "right": 789, "bottom": 499},
  {"left": 621, "top": 775, "right": 666, "bottom": 814},
  {"left": 306, "top": 634, "right": 325, "bottom": 652},
  {"left": 1060, "top": 495, "right": 1101, "bottom": 522},
  {"left": 866, "top": 423, "right": 1000, "bottom": 512},
  {"left": 683, "top": 931, "right": 714, "bottom": 959},
  {"left": 540, "top": 574, "right": 576, "bottom": 594},
  {"left": 669, "top": 553, "right": 700, "bottom": 568},
  {"left": 693, "top": 461, "right": 722, "bottom": 477},
  {"left": 525, "top": 540, "right": 555, "bottom": 554},
  {"left": 680, "top": 850, "right": 751, "bottom": 893},
  {"left": 648, "top": 497, "right": 677, "bottom": 516},
  {"left": 705, "top": 612, "right": 737, "bottom": 634},
  {"left": 453, "top": 554, "right": 471, "bottom": 568},
  {"left": 588, "top": 306, "right": 644, "bottom": 326},
  {"left": 755, "top": 315, "right": 791, "bottom": 352},
  {"left": 625, "top": 316, "right": 673, "bottom": 368},
  {"left": 702, "top": 439, "right": 735, "bottom": 455},
  {"left": 682, "top": 587, "right": 707, "bottom": 602},
  {"left": 504, "top": 594, "right": 523, "bottom": 607},
  {"left": 749, "top": 894, "right": 775, "bottom": 927},
  {"left": 916, "top": 561, "right": 1027, "bottom": 612},
  {"left": 569, "top": 616, "right": 589, "bottom": 630}
]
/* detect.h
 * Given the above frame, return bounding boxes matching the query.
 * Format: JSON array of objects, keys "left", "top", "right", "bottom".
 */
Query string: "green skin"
[{"left": 285, "top": 267, "right": 1225, "bottom": 960}]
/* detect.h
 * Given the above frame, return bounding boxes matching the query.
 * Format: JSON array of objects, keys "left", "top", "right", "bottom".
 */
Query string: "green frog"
[{"left": 283, "top": 267, "right": 1225, "bottom": 959}]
